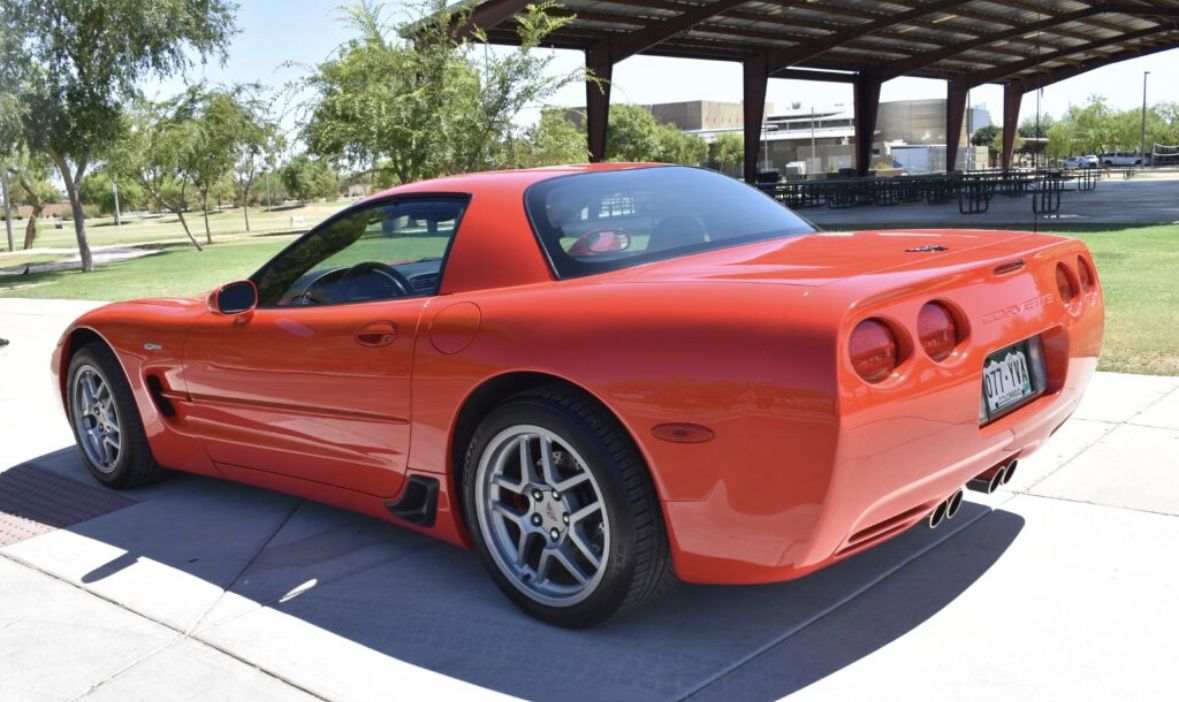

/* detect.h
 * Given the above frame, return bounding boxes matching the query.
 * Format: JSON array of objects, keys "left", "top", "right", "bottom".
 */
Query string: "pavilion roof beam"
[
  {"left": 592, "top": 0, "right": 754, "bottom": 63},
  {"left": 1008, "top": 32, "right": 1179, "bottom": 91},
  {"left": 453, "top": 0, "right": 537, "bottom": 39},
  {"left": 757, "top": 0, "right": 972, "bottom": 74},
  {"left": 880, "top": 4, "right": 1179, "bottom": 80},
  {"left": 871, "top": 0, "right": 1097, "bottom": 44},
  {"left": 966, "top": 24, "right": 1177, "bottom": 87}
]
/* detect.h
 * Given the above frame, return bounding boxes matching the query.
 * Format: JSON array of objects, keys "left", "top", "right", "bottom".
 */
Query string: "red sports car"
[{"left": 51, "top": 164, "right": 1103, "bottom": 627}]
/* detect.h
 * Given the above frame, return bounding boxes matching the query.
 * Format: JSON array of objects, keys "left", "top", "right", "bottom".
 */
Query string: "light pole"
[{"left": 1140, "top": 71, "right": 1150, "bottom": 166}]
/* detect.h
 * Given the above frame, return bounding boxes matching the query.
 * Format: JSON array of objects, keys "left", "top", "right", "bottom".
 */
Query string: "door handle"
[{"left": 356, "top": 321, "right": 397, "bottom": 347}]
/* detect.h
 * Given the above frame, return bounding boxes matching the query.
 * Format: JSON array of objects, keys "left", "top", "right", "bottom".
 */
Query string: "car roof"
[{"left": 365, "top": 162, "right": 663, "bottom": 201}]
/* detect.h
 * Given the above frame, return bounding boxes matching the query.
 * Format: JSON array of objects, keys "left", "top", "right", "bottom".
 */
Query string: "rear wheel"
[
  {"left": 67, "top": 343, "right": 163, "bottom": 488},
  {"left": 462, "top": 386, "right": 675, "bottom": 627}
]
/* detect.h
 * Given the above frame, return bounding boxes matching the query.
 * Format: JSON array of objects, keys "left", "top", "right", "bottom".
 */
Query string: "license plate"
[{"left": 982, "top": 339, "right": 1041, "bottom": 420}]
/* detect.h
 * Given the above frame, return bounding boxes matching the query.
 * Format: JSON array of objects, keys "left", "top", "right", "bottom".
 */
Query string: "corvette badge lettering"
[{"left": 982, "top": 294, "right": 1055, "bottom": 324}]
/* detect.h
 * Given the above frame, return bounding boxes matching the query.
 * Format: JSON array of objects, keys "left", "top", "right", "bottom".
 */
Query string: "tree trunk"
[
  {"left": 242, "top": 181, "right": 252, "bottom": 232},
  {"left": 202, "top": 191, "right": 213, "bottom": 245},
  {"left": 15, "top": 173, "right": 43, "bottom": 250},
  {"left": 177, "top": 211, "right": 203, "bottom": 251},
  {"left": 24, "top": 216, "right": 37, "bottom": 250},
  {"left": 51, "top": 153, "right": 93, "bottom": 272},
  {"left": 1, "top": 169, "right": 13, "bottom": 252},
  {"left": 178, "top": 181, "right": 203, "bottom": 251}
]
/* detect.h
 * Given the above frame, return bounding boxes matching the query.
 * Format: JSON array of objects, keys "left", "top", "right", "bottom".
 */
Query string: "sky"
[{"left": 153, "top": 0, "right": 1179, "bottom": 132}]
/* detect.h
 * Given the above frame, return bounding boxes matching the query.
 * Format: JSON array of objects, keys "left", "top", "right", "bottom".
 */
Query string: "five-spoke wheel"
[
  {"left": 463, "top": 387, "right": 674, "bottom": 627},
  {"left": 476, "top": 426, "right": 609, "bottom": 607},
  {"left": 67, "top": 343, "right": 163, "bottom": 488},
  {"left": 71, "top": 365, "right": 122, "bottom": 473}
]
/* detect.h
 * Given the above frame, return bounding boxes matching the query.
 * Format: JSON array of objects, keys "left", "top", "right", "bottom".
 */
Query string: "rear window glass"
[{"left": 524, "top": 166, "right": 816, "bottom": 278}]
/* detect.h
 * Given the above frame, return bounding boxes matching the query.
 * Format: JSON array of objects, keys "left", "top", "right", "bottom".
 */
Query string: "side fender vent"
[
  {"left": 905, "top": 245, "right": 949, "bottom": 253},
  {"left": 387, "top": 475, "right": 440, "bottom": 527},
  {"left": 145, "top": 375, "right": 177, "bottom": 418}
]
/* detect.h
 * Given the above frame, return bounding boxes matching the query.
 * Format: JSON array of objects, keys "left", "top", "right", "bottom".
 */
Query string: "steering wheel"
[{"left": 338, "top": 261, "right": 414, "bottom": 302}]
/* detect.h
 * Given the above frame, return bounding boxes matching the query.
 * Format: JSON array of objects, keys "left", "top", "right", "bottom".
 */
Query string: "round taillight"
[
  {"left": 1077, "top": 255, "right": 1095, "bottom": 293},
  {"left": 1056, "top": 263, "right": 1078, "bottom": 304},
  {"left": 850, "top": 319, "right": 899, "bottom": 383},
  {"left": 918, "top": 302, "right": 958, "bottom": 362}
]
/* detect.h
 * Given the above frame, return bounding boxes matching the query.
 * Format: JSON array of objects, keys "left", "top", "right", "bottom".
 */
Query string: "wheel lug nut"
[
  {"left": 549, "top": 528, "right": 560, "bottom": 540},
  {"left": 562, "top": 513, "right": 569, "bottom": 524},
  {"left": 531, "top": 514, "right": 542, "bottom": 526},
  {"left": 551, "top": 490, "right": 560, "bottom": 500},
  {"left": 531, "top": 490, "right": 543, "bottom": 501}
]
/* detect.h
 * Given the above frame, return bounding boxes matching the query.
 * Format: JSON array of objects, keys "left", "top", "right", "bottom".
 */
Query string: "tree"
[
  {"left": 3, "top": 146, "right": 59, "bottom": 249},
  {"left": 710, "top": 132, "right": 743, "bottom": 174},
  {"left": 605, "top": 105, "right": 661, "bottom": 161},
  {"left": 2, "top": 0, "right": 235, "bottom": 270},
  {"left": 1018, "top": 113, "right": 1056, "bottom": 139},
  {"left": 81, "top": 168, "right": 146, "bottom": 217},
  {"left": 232, "top": 90, "right": 283, "bottom": 231},
  {"left": 281, "top": 154, "right": 336, "bottom": 205},
  {"left": 971, "top": 124, "right": 1000, "bottom": 148},
  {"left": 169, "top": 85, "right": 264, "bottom": 244},
  {"left": 605, "top": 104, "right": 706, "bottom": 164},
  {"left": 510, "top": 108, "right": 587, "bottom": 167},
  {"left": 654, "top": 129, "right": 706, "bottom": 166},
  {"left": 113, "top": 101, "right": 205, "bottom": 251},
  {"left": 298, "top": 0, "right": 584, "bottom": 184}
]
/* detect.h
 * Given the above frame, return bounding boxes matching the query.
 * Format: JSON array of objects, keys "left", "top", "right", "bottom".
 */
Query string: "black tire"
[
  {"left": 66, "top": 342, "right": 164, "bottom": 489},
  {"left": 461, "top": 385, "right": 675, "bottom": 627}
]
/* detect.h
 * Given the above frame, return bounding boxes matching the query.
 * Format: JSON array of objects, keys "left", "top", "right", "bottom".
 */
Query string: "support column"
[
  {"left": 946, "top": 78, "right": 968, "bottom": 173},
  {"left": 743, "top": 55, "right": 768, "bottom": 184},
  {"left": 1002, "top": 82, "right": 1023, "bottom": 170},
  {"left": 853, "top": 71, "right": 882, "bottom": 176},
  {"left": 585, "top": 47, "right": 613, "bottom": 163}
]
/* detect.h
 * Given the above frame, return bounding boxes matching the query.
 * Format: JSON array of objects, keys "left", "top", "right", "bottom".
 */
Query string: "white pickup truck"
[{"left": 1098, "top": 152, "right": 1143, "bottom": 167}]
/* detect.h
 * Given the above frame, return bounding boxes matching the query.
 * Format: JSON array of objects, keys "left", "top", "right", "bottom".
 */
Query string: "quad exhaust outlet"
[
  {"left": 967, "top": 459, "right": 1019, "bottom": 495},
  {"left": 928, "top": 487, "right": 966, "bottom": 529}
]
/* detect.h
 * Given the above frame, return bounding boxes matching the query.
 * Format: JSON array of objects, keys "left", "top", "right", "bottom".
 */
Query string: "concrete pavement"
[{"left": 2, "top": 298, "right": 1178, "bottom": 702}]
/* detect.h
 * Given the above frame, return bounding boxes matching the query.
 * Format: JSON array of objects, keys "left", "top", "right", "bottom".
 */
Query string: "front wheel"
[
  {"left": 67, "top": 343, "right": 164, "bottom": 488},
  {"left": 462, "top": 387, "right": 674, "bottom": 627}
]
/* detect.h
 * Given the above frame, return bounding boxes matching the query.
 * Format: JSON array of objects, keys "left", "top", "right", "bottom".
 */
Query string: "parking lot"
[{"left": 2, "top": 298, "right": 1179, "bottom": 702}]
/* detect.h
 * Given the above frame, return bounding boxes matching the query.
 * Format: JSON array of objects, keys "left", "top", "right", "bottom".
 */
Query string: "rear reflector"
[
  {"left": 917, "top": 302, "right": 958, "bottom": 362},
  {"left": 850, "top": 319, "right": 899, "bottom": 383},
  {"left": 1077, "top": 255, "right": 1096, "bottom": 293},
  {"left": 1056, "top": 263, "right": 1078, "bottom": 304}
]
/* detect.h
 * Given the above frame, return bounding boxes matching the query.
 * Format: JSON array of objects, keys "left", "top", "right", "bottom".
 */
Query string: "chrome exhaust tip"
[
  {"left": 989, "top": 466, "right": 1006, "bottom": 493},
  {"left": 929, "top": 500, "right": 948, "bottom": 529},
  {"left": 968, "top": 465, "right": 1005, "bottom": 495},
  {"left": 1001, "top": 459, "right": 1018, "bottom": 485},
  {"left": 945, "top": 488, "right": 964, "bottom": 520}
]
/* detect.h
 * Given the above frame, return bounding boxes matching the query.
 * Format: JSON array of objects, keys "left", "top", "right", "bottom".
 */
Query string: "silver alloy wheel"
[
  {"left": 475, "top": 425, "right": 610, "bottom": 607},
  {"left": 71, "top": 365, "right": 122, "bottom": 474}
]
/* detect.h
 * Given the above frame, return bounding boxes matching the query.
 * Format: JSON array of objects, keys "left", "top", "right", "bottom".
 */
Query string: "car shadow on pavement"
[{"left": 3, "top": 449, "right": 1024, "bottom": 702}]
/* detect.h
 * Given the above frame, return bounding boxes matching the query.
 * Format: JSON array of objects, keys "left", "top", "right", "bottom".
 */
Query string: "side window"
[{"left": 253, "top": 197, "right": 468, "bottom": 307}]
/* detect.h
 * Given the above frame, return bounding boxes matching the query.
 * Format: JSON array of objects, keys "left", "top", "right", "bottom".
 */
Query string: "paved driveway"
[{"left": 2, "top": 299, "right": 1177, "bottom": 702}]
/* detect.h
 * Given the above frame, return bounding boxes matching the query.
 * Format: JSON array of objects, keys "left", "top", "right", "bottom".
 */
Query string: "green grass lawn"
[
  {"left": 2, "top": 221, "right": 1176, "bottom": 376},
  {"left": 1069, "top": 225, "right": 1179, "bottom": 376},
  {"left": 0, "top": 238, "right": 294, "bottom": 300},
  {"left": 20, "top": 201, "right": 350, "bottom": 250}
]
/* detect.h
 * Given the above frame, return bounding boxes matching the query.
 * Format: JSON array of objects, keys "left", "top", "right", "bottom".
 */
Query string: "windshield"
[{"left": 524, "top": 166, "right": 817, "bottom": 279}]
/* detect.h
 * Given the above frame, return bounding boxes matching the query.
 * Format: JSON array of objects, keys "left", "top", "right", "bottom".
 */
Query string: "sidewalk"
[{"left": 2, "top": 299, "right": 1177, "bottom": 702}]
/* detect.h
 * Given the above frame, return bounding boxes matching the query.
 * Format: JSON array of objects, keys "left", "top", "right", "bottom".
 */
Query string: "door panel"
[{"left": 183, "top": 299, "right": 428, "bottom": 497}]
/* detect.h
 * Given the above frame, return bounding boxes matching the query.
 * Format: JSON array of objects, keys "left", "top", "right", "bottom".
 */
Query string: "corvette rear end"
[{"left": 658, "top": 229, "right": 1103, "bottom": 583}]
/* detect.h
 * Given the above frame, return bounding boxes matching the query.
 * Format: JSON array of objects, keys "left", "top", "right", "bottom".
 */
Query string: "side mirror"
[{"left": 209, "top": 280, "right": 258, "bottom": 316}]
